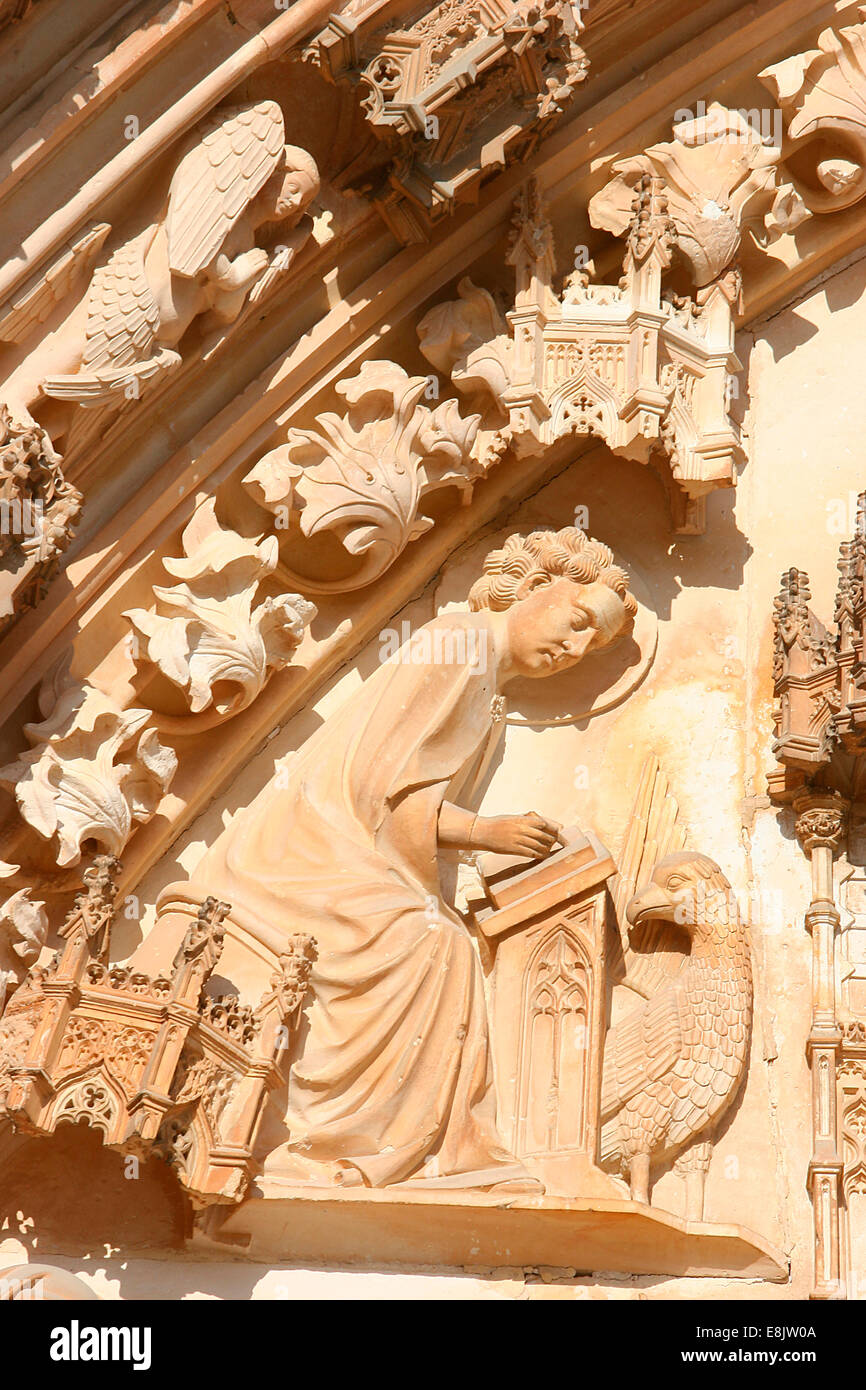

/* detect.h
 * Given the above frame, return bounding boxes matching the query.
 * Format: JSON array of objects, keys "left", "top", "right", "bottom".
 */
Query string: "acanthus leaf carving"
[
  {"left": 761, "top": 14, "right": 866, "bottom": 213},
  {"left": 126, "top": 499, "right": 316, "bottom": 719},
  {"left": 244, "top": 360, "right": 482, "bottom": 590},
  {"left": 0, "top": 658, "right": 177, "bottom": 867},
  {"left": 0, "top": 888, "right": 48, "bottom": 1009}
]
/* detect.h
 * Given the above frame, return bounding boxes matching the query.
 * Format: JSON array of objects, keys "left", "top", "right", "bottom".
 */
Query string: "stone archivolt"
[{"left": 6, "top": 0, "right": 866, "bottom": 1293}]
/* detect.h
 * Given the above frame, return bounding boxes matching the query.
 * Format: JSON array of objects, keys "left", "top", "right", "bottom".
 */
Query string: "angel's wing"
[
  {"left": 81, "top": 229, "right": 159, "bottom": 371},
  {"left": 0, "top": 222, "right": 110, "bottom": 345},
  {"left": 610, "top": 753, "right": 688, "bottom": 998},
  {"left": 600, "top": 978, "right": 684, "bottom": 1120},
  {"left": 166, "top": 100, "right": 286, "bottom": 279}
]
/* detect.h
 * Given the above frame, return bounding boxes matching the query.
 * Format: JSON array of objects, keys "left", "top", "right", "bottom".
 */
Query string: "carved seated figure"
[{"left": 153, "top": 527, "right": 637, "bottom": 1191}]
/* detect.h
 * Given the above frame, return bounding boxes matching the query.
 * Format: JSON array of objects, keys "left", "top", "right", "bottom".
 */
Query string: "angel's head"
[
  {"left": 261, "top": 145, "right": 320, "bottom": 226},
  {"left": 468, "top": 527, "right": 636, "bottom": 680}
]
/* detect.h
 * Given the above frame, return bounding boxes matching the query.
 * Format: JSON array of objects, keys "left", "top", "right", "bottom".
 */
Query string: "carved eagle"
[{"left": 600, "top": 851, "right": 753, "bottom": 1217}]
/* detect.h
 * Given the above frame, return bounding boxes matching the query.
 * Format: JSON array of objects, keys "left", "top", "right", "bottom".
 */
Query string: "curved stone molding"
[
  {"left": 126, "top": 500, "right": 316, "bottom": 721},
  {"left": 245, "top": 359, "right": 482, "bottom": 591},
  {"left": 0, "top": 660, "right": 177, "bottom": 868}
]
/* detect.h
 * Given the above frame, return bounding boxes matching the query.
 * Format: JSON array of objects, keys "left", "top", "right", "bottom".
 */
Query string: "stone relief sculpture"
[
  {"left": 601, "top": 852, "right": 752, "bottom": 1219},
  {"left": 152, "top": 526, "right": 638, "bottom": 1191},
  {"left": 2, "top": 100, "right": 320, "bottom": 438},
  {"left": 0, "top": 658, "right": 177, "bottom": 868},
  {"left": 0, "top": 887, "right": 48, "bottom": 1012},
  {"left": 0, "top": 406, "right": 81, "bottom": 632},
  {"left": 761, "top": 14, "right": 866, "bottom": 214},
  {"left": 417, "top": 111, "right": 809, "bottom": 533},
  {"left": 303, "top": 0, "right": 587, "bottom": 242},
  {"left": 126, "top": 500, "right": 316, "bottom": 722},
  {"left": 245, "top": 359, "right": 484, "bottom": 590}
]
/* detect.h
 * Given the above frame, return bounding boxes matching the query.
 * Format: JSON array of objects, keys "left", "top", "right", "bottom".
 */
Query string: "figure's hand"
[{"left": 471, "top": 812, "right": 564, "bottom": 859}]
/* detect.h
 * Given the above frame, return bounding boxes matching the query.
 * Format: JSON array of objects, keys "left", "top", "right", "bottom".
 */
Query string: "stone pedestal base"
[{"left": 201, "top": 1186, "right": 788, "bottom": 1282}]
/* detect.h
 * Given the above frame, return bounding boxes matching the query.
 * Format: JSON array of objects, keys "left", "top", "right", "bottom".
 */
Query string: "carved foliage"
[
  {"left": 761, "top": 16, "right": 866, "bottom": 213},
  {"left": 0, "top": 889, "right": 48, "bottom": 1002},
  {"left": 0, "top": 407, "right": 82, "bottom": 628},
  {"left": 245, "top": 360, "right": 482, "bottom": 589},
  {"left": 0, "top": 661, "right": 177, "bottom": 867},
  {"left": 126, "top": 500, "right": 316, "bottom": 717}
]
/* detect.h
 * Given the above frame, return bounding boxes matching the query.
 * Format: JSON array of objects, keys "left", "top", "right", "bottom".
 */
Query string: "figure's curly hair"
[{"left": 468, "top": 526, "right": 638, "bottom": 628}]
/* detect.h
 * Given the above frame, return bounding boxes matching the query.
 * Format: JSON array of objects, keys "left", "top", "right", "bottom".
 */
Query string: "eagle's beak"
[{"left": 626, "top": 881, "right": 675, "bottom": 929}]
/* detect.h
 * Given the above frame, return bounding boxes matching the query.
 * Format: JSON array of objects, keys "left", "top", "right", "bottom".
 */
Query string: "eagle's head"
[{"left": 625, "top": 851, "right": 737, "bottom": 942}]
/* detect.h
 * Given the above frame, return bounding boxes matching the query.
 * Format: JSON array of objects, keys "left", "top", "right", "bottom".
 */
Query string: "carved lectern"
[{"left": 466, "top": 830, "right": 622, "bottom": 1198}]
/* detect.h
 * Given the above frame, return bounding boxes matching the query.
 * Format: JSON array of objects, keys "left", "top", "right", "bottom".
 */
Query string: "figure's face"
[
  {"left": 503, "top": 578, "right": 628, "bottom": 680},
  {"left": 273, "top": 169, "right": 318, "bottom": 223}
]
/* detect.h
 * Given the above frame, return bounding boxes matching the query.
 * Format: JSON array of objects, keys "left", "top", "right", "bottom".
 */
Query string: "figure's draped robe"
[{"left": 183, "top": 615, "right": 524, "bottom": 1188}]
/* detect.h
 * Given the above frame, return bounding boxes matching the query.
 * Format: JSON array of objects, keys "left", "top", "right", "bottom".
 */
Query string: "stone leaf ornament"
[
  {"left": 588, "top": 103, "right": 810, "bottom": 287},
  {"left": 245, "top": 360, "right": 482, "bottom": 590},
  {"left": 0, "top": 662, "right": 177, "bottom": 867},
  {"left": 126, "top": 500, "right": 316, "bottom": 717},
  {"left": 0, "top": 888, "right": 48, "bottom": 1005},
  {"left": 760, "top": 15, "right": 866, "bottom": 212}
]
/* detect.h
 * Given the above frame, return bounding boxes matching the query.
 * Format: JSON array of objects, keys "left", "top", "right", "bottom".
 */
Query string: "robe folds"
[{"left": 182, "top": 613, "right": 527, "bottom": 1188}]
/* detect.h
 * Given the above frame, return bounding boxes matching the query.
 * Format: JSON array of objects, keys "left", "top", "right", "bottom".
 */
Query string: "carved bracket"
[
  {"left": 303, "top": 0, "right": 588, "bottom": 243},
  {"left": 419, "top": 127, "right": 804, "bottom": 533},
  {"left": 0, "top": 881, "right": 316, "bottom": 1208}
]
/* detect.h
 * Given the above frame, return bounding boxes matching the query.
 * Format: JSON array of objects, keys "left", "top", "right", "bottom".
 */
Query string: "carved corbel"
[
  {"left": 126, "top": 499, "right": 316, "bottom": 725},
  {"left": 303, "top": 0, "right": 588, "bottom": 243},
  {"left": 0, "top": 658, "right": 177, "bottom": 869},
  {"left": 419, "top": 134, "right": 796, "bottom": 532},
  {"left": 761, "top": 12, "right": 866, "bottom": 214},
  {"left": 0, "top": 872, "right": 316, "bottom": 1208},
  {"left": 244, "top": 359, "right": 482, "bottom": 591}
]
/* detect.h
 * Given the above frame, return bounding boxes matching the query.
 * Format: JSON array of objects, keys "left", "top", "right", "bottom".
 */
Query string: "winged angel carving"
[{"left": 2, "top": 101, "right": 319, "bottom": 429}]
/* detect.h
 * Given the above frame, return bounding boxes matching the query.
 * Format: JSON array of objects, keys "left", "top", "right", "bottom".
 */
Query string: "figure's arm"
[
  {"left": 438, "top": 801, "right": 563, "bottom": 859},
  {"left": 208, "top": 248, "right": 269, "bottom": 293}
]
